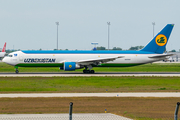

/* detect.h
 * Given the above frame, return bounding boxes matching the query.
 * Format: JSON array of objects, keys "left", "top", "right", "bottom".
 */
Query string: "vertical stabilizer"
[
  {"left": 140, "top": 24, "right": 174, "bottom": 54},
  {"left": 2, "top": 42, "right": 6, "bottom": 52}
]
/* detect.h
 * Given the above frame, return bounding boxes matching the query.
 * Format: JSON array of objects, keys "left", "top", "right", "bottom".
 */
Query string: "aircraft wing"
[
  {"left": 77, "top": 56, "right": 124, "bottom": 65},
  {"left": 148, "top": 54, "right": 174, "bottom": 58}
]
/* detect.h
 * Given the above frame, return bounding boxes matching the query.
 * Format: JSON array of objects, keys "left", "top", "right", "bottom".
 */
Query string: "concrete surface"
[
  {"left": 0, "top": 113, "right": 132, "bottom": 120},
  {"left": 0, "top": 92, "right": 180, "bottom": 98},
  {"left": 1, "top": 72, "right": 180, "bottom": 77}
]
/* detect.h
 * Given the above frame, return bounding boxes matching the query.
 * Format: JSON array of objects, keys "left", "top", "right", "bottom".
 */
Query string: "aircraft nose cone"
[
  {"left": 2, "top": 57, "right": 8, "bottom": 63},
  {"left": 2, "top": 56, "right": 16, "bottom": 66}
]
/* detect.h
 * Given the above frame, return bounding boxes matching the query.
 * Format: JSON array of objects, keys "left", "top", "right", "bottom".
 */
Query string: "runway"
[
  {"left": 0, "top": 92, "right": 180, "bottom": 98},
  {"left": 0, "top": 72, "right": 180, "bottom": 77}
]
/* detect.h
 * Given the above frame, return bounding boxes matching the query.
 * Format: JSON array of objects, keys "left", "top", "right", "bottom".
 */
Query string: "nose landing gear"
[{"left": 15, "top": 69, "right": 19, "bottom": 74}]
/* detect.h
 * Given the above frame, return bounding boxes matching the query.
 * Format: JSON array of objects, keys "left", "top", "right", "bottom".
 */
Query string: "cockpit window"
[{"left": 8, "top": 55, "right": 13, "bottom": 57}]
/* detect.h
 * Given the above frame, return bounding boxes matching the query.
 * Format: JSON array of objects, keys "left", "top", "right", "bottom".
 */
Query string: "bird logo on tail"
[{"left": 155, "top": 34, "right": 167, "bottom": 46}]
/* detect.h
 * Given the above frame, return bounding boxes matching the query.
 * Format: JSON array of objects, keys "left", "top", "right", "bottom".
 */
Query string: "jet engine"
[{"left": 60, "top": 62, "right": 84, "bottom": 71}]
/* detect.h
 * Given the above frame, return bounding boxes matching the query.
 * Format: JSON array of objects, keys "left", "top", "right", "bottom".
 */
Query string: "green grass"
[
  {"left": 0, "top": 76, "right": 180, "bottom": 93},
  {"left": 1, "top": 62, "right": 180, "bottom": 72}
]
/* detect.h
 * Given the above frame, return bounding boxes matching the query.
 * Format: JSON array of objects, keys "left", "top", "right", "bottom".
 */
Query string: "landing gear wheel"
[
  {"left": 91, "top": 70, "right": 95, "bottom": 73},
  {"left": 15, "top": 68, "right": 19, "bottom": 74},
  {"left": 83, "top": 70, "right": 87, "bottom": 73},
  {"left": 83, "top": 70, "right": 95, "bottom": 74},
  {"left": 83, "top": 70, "right": 89, "bottom": 73},
  {"left": 15, "top": 70, "right": 19, "bottom": 74}
]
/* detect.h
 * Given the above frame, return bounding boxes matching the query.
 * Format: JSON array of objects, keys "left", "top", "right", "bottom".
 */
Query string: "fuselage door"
[{"left": 19, "top": 54, "right": 23, "bottom": 61}]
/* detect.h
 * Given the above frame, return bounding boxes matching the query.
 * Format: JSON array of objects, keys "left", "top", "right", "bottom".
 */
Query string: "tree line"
[{"left": 95, "top": 46, "right": 144, "bottom": 50}]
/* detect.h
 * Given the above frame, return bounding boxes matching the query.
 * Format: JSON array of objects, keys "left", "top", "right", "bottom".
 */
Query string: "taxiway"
[
  {"left": 0, "top": 72, "right": 180, "bottom": 77},
  {"left": 0, "top": 92, "right": 180, "bottom": 98}
]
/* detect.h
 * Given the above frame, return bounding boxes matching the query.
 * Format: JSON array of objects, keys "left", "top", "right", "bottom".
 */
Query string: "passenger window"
[{"left": 8, "top": 55, "right": 13, "bottom": 57}]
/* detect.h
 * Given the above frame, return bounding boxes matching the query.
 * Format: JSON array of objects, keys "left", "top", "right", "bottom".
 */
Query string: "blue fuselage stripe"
[{"left": 21, "top": 50, "right": 155, "bottom": 54}]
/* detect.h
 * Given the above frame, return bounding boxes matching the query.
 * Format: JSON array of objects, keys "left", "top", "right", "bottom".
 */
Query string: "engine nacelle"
[
  {"left": 64, "top": 62, "right": 76, "bottom": 71},
  {"left": 61, "top": 62, "right": 84, "bottom": 71}
]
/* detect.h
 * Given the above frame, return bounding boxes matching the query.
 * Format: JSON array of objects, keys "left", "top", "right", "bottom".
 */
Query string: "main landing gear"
[
  {"left": 83, "top": 65, "right": 95, "bottom": 74},
  {"left": 15, "top": 66, "right": 19, "bottom": 74},
  {"left": 83, "top": 70, "right": 95, "bottom": 73}
]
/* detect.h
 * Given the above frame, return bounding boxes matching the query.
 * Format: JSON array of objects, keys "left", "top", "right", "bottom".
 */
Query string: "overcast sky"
[{"left": 0, "top": 0, "right": 179, "bottom": 51}]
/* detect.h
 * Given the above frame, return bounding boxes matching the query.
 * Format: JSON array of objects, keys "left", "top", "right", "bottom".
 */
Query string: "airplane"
[
  {"left": 0, "top": 42, "right": 6, "bottom": 58},
  {"left": 2, "top": 24, "right": 174, "bottom": 74}
]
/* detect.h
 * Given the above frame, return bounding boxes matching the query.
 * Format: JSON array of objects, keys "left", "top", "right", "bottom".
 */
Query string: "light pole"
[
  {"left": 152, "top": 22, "right": 155, "bottom": 38},
  {"left": 55, "top": 22, "right": 59, "bottom": 50},
  {"left": 107, "top": 22, "right": 110, "bottom": 50}
]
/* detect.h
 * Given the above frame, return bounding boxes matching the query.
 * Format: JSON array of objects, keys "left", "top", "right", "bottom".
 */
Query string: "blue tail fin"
[{"left": 140, "top": 24, "right": 174, "bottom": 54}]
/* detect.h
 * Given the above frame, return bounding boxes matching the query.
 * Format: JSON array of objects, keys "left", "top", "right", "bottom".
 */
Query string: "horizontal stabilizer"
[{"left": 148, "top": 54, "right": 174, "bottom": 58}]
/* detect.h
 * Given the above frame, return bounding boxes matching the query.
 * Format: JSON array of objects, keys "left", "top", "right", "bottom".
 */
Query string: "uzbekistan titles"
[{"left": 24, "top": 58, "right": 56, "bottom": 63}]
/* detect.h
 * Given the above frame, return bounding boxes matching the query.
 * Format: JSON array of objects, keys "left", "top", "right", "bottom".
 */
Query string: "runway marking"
[{"left": 0, "top": 93, "right": 180, "bottom": 98}]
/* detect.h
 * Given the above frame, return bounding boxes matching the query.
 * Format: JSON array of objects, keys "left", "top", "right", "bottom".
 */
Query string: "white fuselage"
[{"left": 2, "top": 51, "right": 166, "bottom": 67}]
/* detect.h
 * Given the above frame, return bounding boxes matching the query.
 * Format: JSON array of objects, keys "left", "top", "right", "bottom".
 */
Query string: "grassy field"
[
  {"left": 0, "top": 76, "right": 180, "bottom": 93},
  {"left": 1, "top": 62, "right": 180, "bottom": 72},
  {"left": 0, "top": 97, "right": 178, "bottom": 119}
]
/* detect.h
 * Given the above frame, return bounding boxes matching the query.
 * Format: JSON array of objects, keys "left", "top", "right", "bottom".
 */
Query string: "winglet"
[{"left": 2, "top": 42, "right": 6, "bottom": 52}]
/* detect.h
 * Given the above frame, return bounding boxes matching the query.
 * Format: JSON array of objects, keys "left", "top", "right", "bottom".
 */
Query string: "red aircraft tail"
[{"left": 2, "top": 42, "right": 6, "bottom": 52}]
